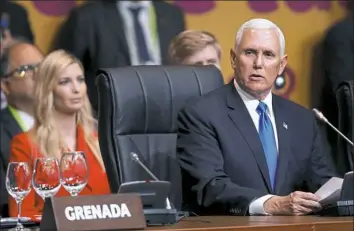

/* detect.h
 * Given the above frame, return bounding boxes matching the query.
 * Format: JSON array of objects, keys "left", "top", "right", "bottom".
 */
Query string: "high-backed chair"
[
  {"left": 336, "top": 80, "right": 354, "bottom": 175},
  {"left": 96, "top": 65, "right": 224, "bottom": 209}
]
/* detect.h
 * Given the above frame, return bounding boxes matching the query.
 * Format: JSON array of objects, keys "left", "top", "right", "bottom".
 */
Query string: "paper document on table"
[{"left": 315, "top": 177, "right": 343, "bottom": 205}]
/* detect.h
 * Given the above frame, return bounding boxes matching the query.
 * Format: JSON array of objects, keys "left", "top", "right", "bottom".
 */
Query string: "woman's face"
[{"left": 53, "top": 63, "right": 87, "bottom": 114}]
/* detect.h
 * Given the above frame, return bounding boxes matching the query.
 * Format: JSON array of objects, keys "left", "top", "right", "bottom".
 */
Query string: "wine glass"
[
  {"left": 59, "top": 151, "right": 88, "bottom": 196},
  {"left": 32, "top": 157, "right": 61, "bottom": 200},
  {"left": 6, "top": 162, "right": 32, "bottom": 230}
]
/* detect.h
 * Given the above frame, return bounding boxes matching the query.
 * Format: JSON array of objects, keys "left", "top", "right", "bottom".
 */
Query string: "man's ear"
[
  {"left": 230, "top": 48, "right": 237, "bottom": 69},
  {"left": 1, "top": 80, "right": 10, "bottom": 96},
  {"left": 278, "top": 54, "right": 288, "bottom": 76}
]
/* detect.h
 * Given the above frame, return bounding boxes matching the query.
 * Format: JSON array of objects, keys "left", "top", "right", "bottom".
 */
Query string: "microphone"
[
  {"left": 130, "top": 152, "right": 172, "bottom": 209},
  {"left": 313, "top": 108, "right": 354, "bottom": 147},
  {"left": 130, "top": 152, "right": 159, "bottom": 181}
]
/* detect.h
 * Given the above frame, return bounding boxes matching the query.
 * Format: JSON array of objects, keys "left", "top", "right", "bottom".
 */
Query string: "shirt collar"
[
  {"left": 118, "top": 1, "right": 151, "bottom": 9},
  {"left": 8, "top": 105, "right": 33, "bottom": 119},
  {"left": 233, "top": 79, "right": 273, "bottom": 115}
]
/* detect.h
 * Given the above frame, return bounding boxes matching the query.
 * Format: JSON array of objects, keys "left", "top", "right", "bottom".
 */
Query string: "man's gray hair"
[{"left": 235, "top": 18, "right": 286, "bottom": 56}]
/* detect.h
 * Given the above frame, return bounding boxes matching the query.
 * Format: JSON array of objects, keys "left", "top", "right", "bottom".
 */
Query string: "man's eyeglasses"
[{"left": 2, "top": 64, "right": 39, "bottom": 79}]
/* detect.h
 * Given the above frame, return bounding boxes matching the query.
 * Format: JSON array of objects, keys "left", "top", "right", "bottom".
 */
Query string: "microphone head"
[
  {"left": 312, "top": 108, "right": 328, "bottom": 122},
  {"left": 130, "top": 152, "right": 139, "bottom": 162}
]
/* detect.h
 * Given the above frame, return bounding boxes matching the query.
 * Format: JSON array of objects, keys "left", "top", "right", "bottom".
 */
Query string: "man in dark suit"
[
  {"left": 55, "top": 0, "right": 185, "bottom": 112},
  {"left": 0, "top": 41, "right": 43, "bottom": 217},
  {"left": 177, "top": 18, "right": 337, "bottom": 216},
  {"left": 323, "top": 14, "right": 353, "bottom": 91},
  {"left": 320, "top": 1, "right": 353, "bottom": 173}
]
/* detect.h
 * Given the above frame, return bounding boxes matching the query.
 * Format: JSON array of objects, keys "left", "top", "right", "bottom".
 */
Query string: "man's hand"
[{"left": 264, "top": 191, "right": 322, "bottom": 215}]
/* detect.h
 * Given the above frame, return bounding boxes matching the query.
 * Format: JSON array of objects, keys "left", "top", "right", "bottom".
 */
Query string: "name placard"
[{"left": 40, "top": 194, "right": 146, "bottom": 231}]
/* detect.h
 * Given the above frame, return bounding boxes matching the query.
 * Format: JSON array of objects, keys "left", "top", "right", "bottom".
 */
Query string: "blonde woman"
[{"left": 8, "top": 50, "right": 110, "bottom": 218}]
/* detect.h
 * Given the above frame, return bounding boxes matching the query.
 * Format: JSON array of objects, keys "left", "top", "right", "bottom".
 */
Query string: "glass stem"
[{"left": 17, "top": 201, "right": 22, "bottom": 226}]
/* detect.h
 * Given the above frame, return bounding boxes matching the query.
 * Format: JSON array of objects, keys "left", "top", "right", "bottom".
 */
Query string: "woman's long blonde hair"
[{"left": 32, "top": 49, "right": 104, "bottom": 169}]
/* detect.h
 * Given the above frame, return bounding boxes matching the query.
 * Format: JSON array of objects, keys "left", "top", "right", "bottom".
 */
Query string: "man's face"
[
  {"left": 1, "top": 44, "right": 44, "bottom": 103},
  {"left": 182, "top": 45, "right": 221, "bottom": 70},
  {"left": 230, "top": 28, "right": 287, "bottom": 99}
]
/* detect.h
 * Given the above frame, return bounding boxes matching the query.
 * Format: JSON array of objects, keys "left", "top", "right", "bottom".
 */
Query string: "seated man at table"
[
  {"left": 0, "top": 41, "right": 43, "bottom": 217},
  {"left": 177, "top": 18, "right": 337, "bottom": 216}
]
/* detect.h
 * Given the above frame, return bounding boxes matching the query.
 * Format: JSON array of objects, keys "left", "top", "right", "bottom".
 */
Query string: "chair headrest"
[{"left": 96, "top": 65, "right": 224, "bottom": 135}]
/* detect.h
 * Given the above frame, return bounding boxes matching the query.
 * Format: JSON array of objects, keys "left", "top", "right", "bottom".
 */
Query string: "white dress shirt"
[
  {"left": 17, "top": 109, "right": 34, "bottom": 131},
  {"left": 118, "top": 1, "right": 161, "bottom": 66},
  {"left": 233, "top": 80, "right": 278, "bottom": 215},
  {"left": 1, "top": 92, "right": 7, "bottom": 110}
]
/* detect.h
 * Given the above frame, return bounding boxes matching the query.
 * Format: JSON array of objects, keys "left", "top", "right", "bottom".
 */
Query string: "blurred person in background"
[
  {"left": 320, "top": 0, "right": 353, "bottom": 174},
  {"left": 1, "top": 0, "right": 35, "bottom": 110},
  {"left": 8, "top": 50, "right": 110, "bottom": 218},
  {"left": 0, "top": 41, "right": 43, "bottom": 217},
  {"left": 55, "top": 0, "right": 185, "bottom": 114},
  {"left": 168, "top": 30, "right": 222, "bottom": 71},
  {"left": 323, "top": 0, "right": 353, "bottom": 90}
]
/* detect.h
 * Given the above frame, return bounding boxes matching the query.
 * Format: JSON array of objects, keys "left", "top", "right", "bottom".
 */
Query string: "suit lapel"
[
  {"left": 76, "top": 125, "right": 86, "bottom": 153},
  {"left": 1, "top": 108, "right": 22, "bottom": 136},
  {"left": 226, "top": 83, "right": 272, "bottom": 192},
  {"left": 153, "top": 2, "right": 172, "bottom": 64},
  {"left": 273, "top": 96, "right": 291, "bottom": 194},
  {"left": 103, "top": 2, "right": 131, "bottom": 65}
]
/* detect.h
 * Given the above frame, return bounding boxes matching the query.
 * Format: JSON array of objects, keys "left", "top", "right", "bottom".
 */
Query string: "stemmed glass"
[
  {"left": 6, "top": 162, "right": 32, "bottom": 230},
  {"left": 59, "top": 151, "right": 88, "bottom": 196},
  {"left": 32, "top": 157, "right": 61, "bottom": 201}
]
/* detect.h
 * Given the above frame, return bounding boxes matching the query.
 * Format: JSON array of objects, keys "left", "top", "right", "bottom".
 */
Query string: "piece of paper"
[{"left": 315, "top": 177, "right": 343, "bottom": 205}]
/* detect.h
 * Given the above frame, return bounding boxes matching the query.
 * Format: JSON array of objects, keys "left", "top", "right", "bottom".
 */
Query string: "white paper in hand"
[{"left": 315, "top": 177, "right": 343, "bottom": 205}]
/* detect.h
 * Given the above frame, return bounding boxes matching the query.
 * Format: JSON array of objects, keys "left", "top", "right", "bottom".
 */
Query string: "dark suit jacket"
[
  {"left": 54, "top": 1, "right": 185, "bottom": 111},
  {"left": 0, "top": 108, "right": 22, "bottom": 217},
  {"left": 321, "top": 15, "right": 353, "bottom": 172},
  {"left": 324, "top": 15, "right": 353, "bottom": 91},
  {"left": 0, "top": 1, "right": 34, "bottom": 43},
  {"left": 177, "top": 82, "right": 337, "bottom": 216}
]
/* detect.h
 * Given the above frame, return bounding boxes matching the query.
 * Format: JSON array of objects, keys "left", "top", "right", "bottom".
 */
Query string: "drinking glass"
[
  {"left": 6, "top": 162, "right": 32, "bottom": 230},
  {"left": 59, "top": 151, "right": 88, "bottom": 196},
  {"left": 32, "top": 157, "right": 61, "bottom": 200}
]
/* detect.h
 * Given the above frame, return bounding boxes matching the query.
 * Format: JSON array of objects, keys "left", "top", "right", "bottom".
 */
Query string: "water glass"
[
  {"left": 32, "top": 157, "right": 61, "bottom": 200},
  {"left": 6, "top": 162, "right": 32, "bottom": 230},
  {"left": 59, "top": 151, "right": 88, "bottom": 196}
]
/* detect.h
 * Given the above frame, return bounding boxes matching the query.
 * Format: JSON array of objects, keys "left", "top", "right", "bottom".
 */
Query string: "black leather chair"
[
  {"left": 336, "top": 80, "right": 354, "bottom": 175},
  {"left": 96, "top": 65, "right": 224, "bottom": 209}
]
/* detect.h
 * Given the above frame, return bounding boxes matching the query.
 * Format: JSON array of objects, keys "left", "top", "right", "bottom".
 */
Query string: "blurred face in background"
[
  {"left": 230, "top": 28, "right": 287, "bottom": 99},
  {"left": 168, "top": 30, "right": 222, "bottom": 70},
  {"left": 1, "top": 43, "right": 43, "bottom": 104},
  {"left": 53, "top": 63, "right": 87, "bottom": 114},
  {"left": 182, "top": 45, "right": 221, "bottom": 70}
]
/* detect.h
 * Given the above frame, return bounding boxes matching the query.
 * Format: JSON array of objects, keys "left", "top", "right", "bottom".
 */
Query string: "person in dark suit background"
[
  {"left": 55, "top": 0, "right": 185, "bottom": 112},
  {"left": 1, "top": 0, "right": 34, "bottom": 110},
  {"left": 177, "top": 18, "right": 337, "bottom": 216},
  {"left": 0, "top": 0, "right": 34, "bottom": 46},
  {"left": 0, "top": 41, "right": 43, "bottom": 217},
  {"left": 323, "top": 13, "right": 353, "bottom": 90},
  {"left": 320, "top": 0, "right": 353, "bottom": 174}
]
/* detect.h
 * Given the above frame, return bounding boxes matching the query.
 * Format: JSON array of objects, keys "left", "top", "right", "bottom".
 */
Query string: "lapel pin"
[{"left": 283, "top": 122, "right": 288, "bottom": 129}]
